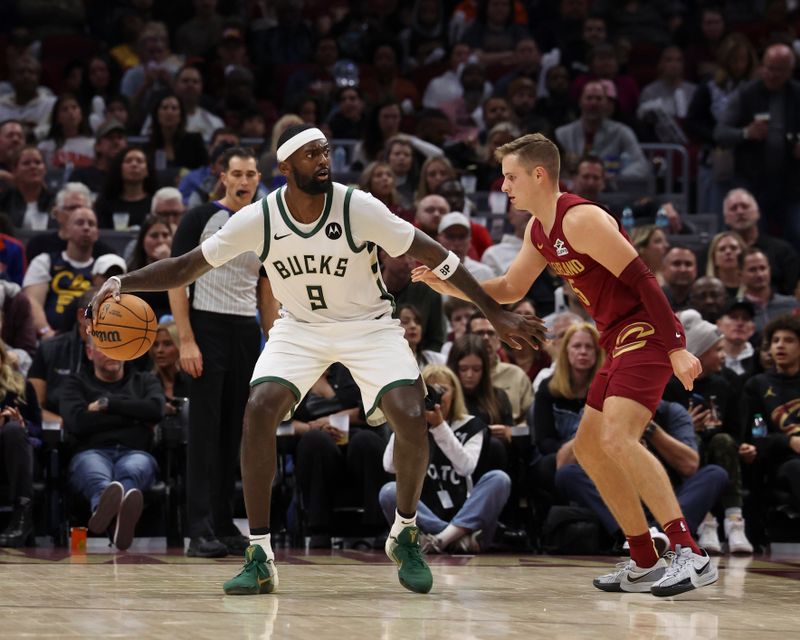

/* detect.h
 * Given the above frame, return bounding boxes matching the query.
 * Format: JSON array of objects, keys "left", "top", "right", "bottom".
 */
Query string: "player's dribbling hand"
[
  {"left": 487, "top": 309, "right": 547, "bottom": 351},
  {"left": 85, "top": 277, "right": 123, "bottom": 335},
  {"left": 410, "top": 265, "right": 460, "bottom": 296},
  {"left": 669, "top": 349, "right": 702, "bottom": 391}
]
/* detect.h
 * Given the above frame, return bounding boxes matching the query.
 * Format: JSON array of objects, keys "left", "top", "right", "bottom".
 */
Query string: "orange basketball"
[{"left": 91, "top": 294, "right": 157, "bottom": 361}]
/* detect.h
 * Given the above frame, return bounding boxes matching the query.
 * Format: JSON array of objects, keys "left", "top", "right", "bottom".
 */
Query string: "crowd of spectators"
[{"left": 0, "top": 1, "right": 799, "bottom": 554}]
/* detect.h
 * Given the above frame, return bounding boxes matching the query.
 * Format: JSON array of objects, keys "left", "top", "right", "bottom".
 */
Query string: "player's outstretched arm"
[
  {"left": 88, "top": 246, "right": 213, "bottom": 313},
  {"left": 405, "top": 228, "right": 546, "bottom": 349},
  {"left": 562, "top": 204, "right": 701, "bottom": 390},
  {"left": 411, "top": 217, "right": 547, "bottom": 304}
]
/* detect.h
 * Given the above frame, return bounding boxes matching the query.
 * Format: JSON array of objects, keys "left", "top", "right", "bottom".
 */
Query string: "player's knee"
[{"left": 246, "top": 384, "right": 293, "bottom": 428}]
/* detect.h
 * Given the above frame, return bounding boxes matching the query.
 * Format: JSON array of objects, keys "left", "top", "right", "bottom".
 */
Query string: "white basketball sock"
[
  {"left": 390, "top": 510, "right": 416, "bottom": 539},
  {"left": 249, "top": 533, "right": 275, "bottom": 561}
]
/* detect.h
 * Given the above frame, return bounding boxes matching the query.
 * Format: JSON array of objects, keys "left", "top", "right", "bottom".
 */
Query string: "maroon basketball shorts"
[{"left": 587, "top": 318, "right": 673, "bottom": 414}]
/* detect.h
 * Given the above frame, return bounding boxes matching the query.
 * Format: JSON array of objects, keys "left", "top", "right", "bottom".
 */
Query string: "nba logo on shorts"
[
  {"left": 326, "top": 222, "right": 343, "bottom": 240},
  {"left": 554, "top": 238, "right": 568, "bottom": 256}
]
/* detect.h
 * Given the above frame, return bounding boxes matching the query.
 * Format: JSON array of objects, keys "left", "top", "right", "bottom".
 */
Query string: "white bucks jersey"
[{"left": 258, "top": 183, "right": 415, "bottom": 323}]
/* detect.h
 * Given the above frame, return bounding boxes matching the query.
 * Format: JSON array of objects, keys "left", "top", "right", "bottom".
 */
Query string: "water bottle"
[
  {"left": 751, "top": 413, "right": 767, "bottom": 438},
  {"left": 655, "top": 206, "right": 669, "bottom": 229},
  {"left": 332, "top": 146, "right": 347, "bottom": 174},
  {"left": 621, "top": 206, "right": 634, "bottom": 233}
]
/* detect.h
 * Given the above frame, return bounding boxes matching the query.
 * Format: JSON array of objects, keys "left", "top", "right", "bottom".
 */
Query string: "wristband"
[{"left": 433, "top": 251, "right": 460, "bottom": 280}]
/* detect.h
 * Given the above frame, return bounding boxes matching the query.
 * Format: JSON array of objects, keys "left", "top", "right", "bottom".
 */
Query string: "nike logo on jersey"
[{"left": 273, "top": 232, "right": 292, "bottom": 240}]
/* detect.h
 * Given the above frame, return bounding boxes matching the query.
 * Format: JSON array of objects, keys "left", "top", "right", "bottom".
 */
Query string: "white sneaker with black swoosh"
[
  {"left": 593, "top": 557, "right": 669, "bottom": 593},
  {"left": 650, "top": 545, "right": 718, "bottom": 597}
]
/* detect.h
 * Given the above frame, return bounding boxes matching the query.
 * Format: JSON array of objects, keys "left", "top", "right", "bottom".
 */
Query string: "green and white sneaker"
[
  {"left": 385, "top": 526, "right": 433, "bottom": 594},
  {"left": 223, "top": 545, "right": 279, "bottom": 595}
]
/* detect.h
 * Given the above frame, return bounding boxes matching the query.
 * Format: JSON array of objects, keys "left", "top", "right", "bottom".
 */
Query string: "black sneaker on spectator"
[
  {"left": 187, "top": 535, "right": 229, "bottom": 558},
  {"left": 114, "top": 488, "right": 143, "bottom": 551},
  {"left": 88, "top": 481, "right": 124, "bottom": 534}
]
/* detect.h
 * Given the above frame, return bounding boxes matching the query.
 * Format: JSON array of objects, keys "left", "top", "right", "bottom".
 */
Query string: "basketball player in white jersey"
[{"left": 88, "top": 124, "right": 545, "bottom": 595}]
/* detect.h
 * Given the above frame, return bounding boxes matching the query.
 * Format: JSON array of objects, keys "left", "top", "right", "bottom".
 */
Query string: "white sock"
[
  {"left": 435, "top": 523, "right": 469, "bottom": 549},
  {"left": 390, "top": 510, "right": 416, "bottom": 539},
  {"left": 249, "top": 533, "right": 275, "bottom": 561},
  {"left": 725, "top": 508, "right": 743, "bottom": 520}
]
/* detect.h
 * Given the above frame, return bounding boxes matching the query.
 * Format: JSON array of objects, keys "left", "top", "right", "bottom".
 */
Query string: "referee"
[{"left": 169, "top": 146, "right": 278, "bottom": 557}]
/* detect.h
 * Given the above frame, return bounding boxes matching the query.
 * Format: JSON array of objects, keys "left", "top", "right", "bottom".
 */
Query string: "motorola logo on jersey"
[{"left": 325, "top": 222, "right": 343, "bottom": 240}]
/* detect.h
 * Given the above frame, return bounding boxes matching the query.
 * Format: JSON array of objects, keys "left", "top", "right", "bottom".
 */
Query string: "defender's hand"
[
  {"left": 410, "top": 265, "right": 460, "bottom": 297},
  {"left": 669, "top": 349, "right": 701, "bottom": 391},
  {"left": 486, "top": 309, "right": 547, "bottom": 350}
]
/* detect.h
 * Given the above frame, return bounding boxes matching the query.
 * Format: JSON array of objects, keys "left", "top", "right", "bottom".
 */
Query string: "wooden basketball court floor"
[{"left": 1, "top": 541, "right": 799, "bottom": 639}]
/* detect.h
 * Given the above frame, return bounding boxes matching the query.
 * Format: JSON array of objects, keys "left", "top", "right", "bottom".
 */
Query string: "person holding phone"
[{"left": 379, "top": 364, "right": 512, "bottom": 554}]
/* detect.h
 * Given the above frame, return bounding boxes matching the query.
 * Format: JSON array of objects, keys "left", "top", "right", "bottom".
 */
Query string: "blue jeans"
[
  {"left": 378, "top": 470, "right": 512, "bottom": 549},
  {"left": 68, "top": 446, "right": 158, "bottom": 511},
  {"left": 554, "top": 463, "right": 729, "bottom": 536}
]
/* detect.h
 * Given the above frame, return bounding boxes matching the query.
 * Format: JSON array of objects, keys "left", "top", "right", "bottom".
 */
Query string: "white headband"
[{"left": 276, "top": 127, "right": 327, "bottom": 162}]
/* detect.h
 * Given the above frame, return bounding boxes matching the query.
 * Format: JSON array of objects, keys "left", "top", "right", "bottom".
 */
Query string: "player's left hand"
[
  {"left": 669, "top": 348, "right": 701, "bottom": 391},
  {"left": 84, "top": 277, "right": 123, "bottom": 335},
  {"left": 486, "top": 309, "right": 547, "bottom": 350}
]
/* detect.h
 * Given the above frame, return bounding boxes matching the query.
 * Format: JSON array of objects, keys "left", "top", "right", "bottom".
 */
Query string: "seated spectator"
[
  {"left": 28, "top": 289, "right": 94, "bottom": 428},
  {"left": 22, "top": 206, "right": 98, "bottom": 337},
  {"left": 0, "top": 120, "right": 25, "bottom": 187},
  {"left": 556, "top": 400, "right": 728, "bottom": 553},
  {"left": 0, "top": 339, "right": 41, "bottom": 548},
  {"left": 536, "top": 65, "right": 578, "bottom": 132},
  {"left": 439, "top": 62, "right": 490, "bottom": 142},
  {"left": 284, "top": 35, "right": 338, "bottom": 111},
  {"left": 0, "top": 279, "right": 37, "bottom": 363},
  {"left": 630, "top": 225, "right": 669, "bottom": 286},
  {"left": 719, "top": 188, "right": 799, "bottom": 296},
  {"left": 740, "top": 248, "right": 799, "bottom": 334},
  {"left": 379, "top": 364, "right": 511, "bottom": 553},
  {"left": 140, "top": 66, "right": 223, "bottom": 143},
  {"left": 25, "top": 182, "right": 115, "bottom": 263},
  {"left": 704, "top": 230, "right": 747, "bottom": 300},
  {"left": 637, "top": 46, "right": 696, "bottom": 144},
  {"left": 505, "top": 77, "right": 551, "bottom": 137},
  {"left": 434, "top": 178, "right": 493, "bottom": 260},
  {"left": 742, "top": 315, "right": 800, "bottom": 518},
  {"left": 360, "top": 41, "right": 420, "bottom": 110},
  {"left": 475, "top": 120, "right": 519, "bottom": 190},
  {"left": 144, "top": 93, "right": 208, "bottom": 174},
  {"left": 530, "top": 322, "right": 603, "bottom": 496},
  {"left": 61, "top": 338, "right": 164, "bottom": 550},
  {"left": 688, "top": 276, "right": 728, "bottom": 323},
  {"left": 460, "top": 0, "right": 530, "bottom": 68},
  {"left": 121, "top": 216, "right": 170, "bottom": 319},
  {"left": 560, "top": 15, "right": 608, "bottom": 78},
  {"left": 661, "top": 245, "right": 698, "bottom": 311},
  {"left": 178, "top": 128, "right": 239, "bottom": 206},
  {"left": 77, "top": 55, "right": 122, "bottom": 127},
  {"left": 37, "top": 93, "right": 95, "bottom": 170},
  {"left": 438, "top": 212, "right": 494, "bottom": 282},
  {"left": 94, "top": 147, "right": 158, "bottom": 229},
  {"left": 504, "top": 298, "right": 550, "bottom": 382},
  {"left": 294, "top": 364, "right": 388, "bottom": 547},
  {"left": 0, "top": 146, "right": 54, "bottom": 230},
  {"left": 150, "top": 187, "right": 186, "bottom": 232},
  {"left": 494, "top": 38, "right": 543, "bottom": 100},
  {"left": 664, "top": 309, "right": 753, "bottom": 554},
  {"left": 399, "top": 304, "right": 446, "bottom": 368},
  {"left": 570, "top": 44, "right": 641, "bottom": 123},
  {"left": 417, "top": 155, "right": 457, "bottom": 202},
  {"left": 358, "top": 162, "right": 413, "bottom": 223},
  {"left": 174, "top": 0, "right": 224, "bottom": 57},
  {"left": 481, "top": 203, "right": 530, "bottom": 277},
  {"left": 441, "top": 296, "right": 477, "bottom": 359},
  {"left": 150, "top": 320, "right": 190, "bottom": 409},
  {"left": 555, "top": 81, "right": 650, "bottom": 187},
  {"left": 384, "top": 136, "right": 419, "bottom": 209},
  {"left": 326, "top": 86, "right": 367, "bottom": 140},
  {"left": 532, "top": 311, "right": 584, "bottom": 392},
  {"left": 684, "top": 6, "right": 728, "bottom": 82},
  {"left": 422, "top": 42, "right": 477, "bottom": 109},
  {"left": 717, "top": 299, "right": 757, "bottom": 378},
  {"left": 379, "top": 248, "right": 445, "bottom": 352},
  {"left": 0, "top": 55, "right": 56, "bottom": 140},
  {"left": 69, "top": 119, "right": 129, "bottom": 196}
]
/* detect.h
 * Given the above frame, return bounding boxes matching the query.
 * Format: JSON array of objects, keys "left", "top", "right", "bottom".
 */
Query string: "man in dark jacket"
[{"left": 61, "top": 339, "right": 164, "bottom": 551}]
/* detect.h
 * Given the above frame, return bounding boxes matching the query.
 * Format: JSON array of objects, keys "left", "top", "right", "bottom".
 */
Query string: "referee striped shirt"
[{"left": 171, "top": 201, "right": 263, "bottom": 316}]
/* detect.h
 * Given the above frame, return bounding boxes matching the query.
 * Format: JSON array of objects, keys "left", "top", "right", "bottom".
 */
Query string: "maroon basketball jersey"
[{"left": 531, "top": 193, "right": 651, "bottom": 343}]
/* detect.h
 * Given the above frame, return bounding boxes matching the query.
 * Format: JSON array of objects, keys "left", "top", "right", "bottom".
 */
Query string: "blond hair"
[
  {"left": 494, "top": 132, "right": 560, "bottom": 182},
  {"left": 548, "top": 323, "right": 604, "bottom": 399},
  {"left": 706, "top": 230, "right": 747, "bottom": 278},
  {"left": 422, "top": 364, "right": 468, "bottom": 422},
  {"left": 0, "top": 341, "right": 26, "bottom": 402},
  {"left": 629, "top": 224, "right": 664, "bottom": 253}
]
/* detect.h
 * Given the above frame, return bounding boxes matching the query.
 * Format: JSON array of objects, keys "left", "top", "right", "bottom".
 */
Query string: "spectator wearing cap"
[
  {"left": 438, "top": 212, "right": 494, "bottom": 282},
  {"left": 91, "top": 253, "right": 127, "bottom": 288},
  {"left": 688, "top": 276, "right": 728, "bottom": 323},
  {"left": 664, "top": 308, "right": 752, "bottom": 554},
  {"left": 140, "top": 66, "right": 225, "bottom": 143},
  {"left": 22, "top": 206, "right": 98, "bottom": 337},
  {"left": 177, "top": 128, "right": 239, "bottom": 206},
  {"left": 740, "top": 247, "right": 799, "bottom": 334},
  {"left": 70, "top": 119, "right": 129, "bottom": 196},
  {"left": 25, "top": 183, "right": 116, "bottom": 264},
  {"left": 717, "top": 299, "right": 758, "bottom": 378}
]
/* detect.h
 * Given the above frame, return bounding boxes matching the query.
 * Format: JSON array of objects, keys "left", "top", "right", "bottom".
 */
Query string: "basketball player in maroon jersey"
[{"left": 413, "top": 133, "right": 718, "bottom": 596}]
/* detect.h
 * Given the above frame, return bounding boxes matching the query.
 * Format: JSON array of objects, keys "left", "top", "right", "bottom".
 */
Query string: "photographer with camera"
[{"left": 379, "top": 365, "right": 511, "bottom": 554}]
